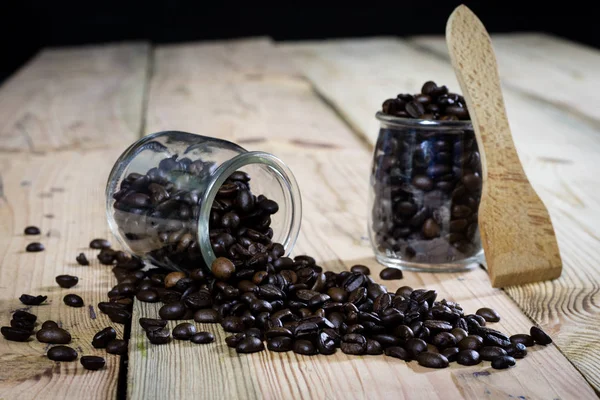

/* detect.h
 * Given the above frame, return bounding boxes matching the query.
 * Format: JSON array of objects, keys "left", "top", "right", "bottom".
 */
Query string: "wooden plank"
[
  {"left": 281, "top": 37, "right": 600, "bottom": 391},
  {"left": 412, "top": 33, "right": 600, "bottom": 122},
  {"left": 0, "top": 42, "right": 149, "bottom": 153},
  {"left": 0, "top": 42, "right": 149, "bottom": 399},
  {"left": 128, "top": 38, "right": 597, "bottom": 399}
]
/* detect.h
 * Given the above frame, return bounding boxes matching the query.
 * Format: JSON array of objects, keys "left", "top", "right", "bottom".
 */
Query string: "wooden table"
[{"left": 0, "top": 34, "right": 599, "bottom": 399}]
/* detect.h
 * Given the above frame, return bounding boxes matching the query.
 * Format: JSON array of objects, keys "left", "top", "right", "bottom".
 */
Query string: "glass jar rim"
[{"left": 375, "top": 111, "right": 472, "bottom": 131}]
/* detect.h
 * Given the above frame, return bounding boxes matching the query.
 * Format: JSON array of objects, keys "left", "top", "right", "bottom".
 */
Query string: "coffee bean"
[
  {"left": 432, "top": 332, "right": 456, "bottom": 349},
  {"left": 183, "top": 289, "right": 212, "bottom": 309},
  {"left": 350, "top": 265, "right": 370, "bottom": 275},
  {"left": 422, "top": 218, "right": 441, "bottom": 239},
  {"left": 405, "top": 338, "right": 427, "bottom": 358},
  {"left": 222, "top": 316, "right": 245, "bottom": 333},
  {"left": 476, "top": 307, "right": 500, "bottom": 323},
  {"left": 491, "top": 355, "right": 516, "bottom": 369},
  {"left": 441, "top": 347, "right": 459, "bottom": 362},
  {"left": 458, "top": 335, "right": 483, "bottom": 351},
  {"left": 41, "top": 320, "right": 57, "bottom": 329},
  {"left": 10, "top": 319, "right": 35, "bottom": 331},
  {"left": 212, "top": 257, "right": 236, "bottom": 281},
  {"left": 327, "top": 287, "right": 347, "bottom": 303},
  {"left": 106, "top": 339, "right": 128, "bottom": 355},
  {"left": 63, "top": 294, "right": 84, "bottom": 308},
  {"left": 19, "top": 294, "right": 47, "bottom": 306},
  {"left": 385, "top": 346, "right": 410, "bottom": 360},
  {"left": 81, "top": 355, "right": 105, "bottom": 370},
  {"left": 366, "top": 339, "right": 383, "bottom": 355},
  {"left": 456, "top": 349, "right": 481, "bottom": 366},
  {"left": 136, "top": 289, "right": 159, "bottom": 303},
  {"left": 191, "top": 331, "right": 215, "bottom": 344},
  {"left": 90, "top": 239, "right": 111, "bottom": 249},
  {"left": 417, "top": 352, "right": 449, "bottom": 368},
  {"left": 108, "top": 309, "right": 132, "bottom": 324},
  {"left": 147, "top": 328, "right": 171, "bottom": 345},
  {"left": 173, "top": 323, "right": 197, "bottom": 340},
  {"left": 236, "top": 336, "right": 264, "bottom": 353},
  {"left": 341, "top": 333, "right": 367, "bottom": 355},
  {"left": 47, "top": 345, "right": 77, "bottom": 361},
  {"left": 24, "top": 226, "right": 41, "bottom": 235},
  {"left": 379, "top": 268, "right": 403, "bottom": 280},
  {"left": 56, "top": 275, "right": 78, "bottom": 288},
  {"left": 1, "top": 326, "right": 32, "bottom": 342},
  {"left": 462, "top": 173, "right": 482, "bottom": 192},
  {"left": 159, "top": 302, "right": 187, "bottom": 320},
  {"left": 479, "top": 346, "right": 507, "bottom": 361},
  {"left": 164, "top": 272, "right": 186, "bottom": 288},
  {"left": 139, "top": 318, "right": 167, "bottom": 332},
  {"left": 405, "top": 101, "right": 425, "bottom": 118},
  {"left": 451, "top": 328, "right": 468, "bottom": 343},
  {"left": 76, "top": 253, "right": 90, "bottom": 266},
  {"left": 510, "top": 334, "right": 535, "bottom": 347},
  {"left": 267, "top": 336, "right": 293, "bottom": 352},
  {"left": 530, "top": 326, "right": 552, "bottom": 345},
  {"left": 92, "top": 327, "right": 117, "bottom": 348},
  {"left": 194, "top": 309, "right": 220, "bottom": 323},
  {"left": 26, "top": 242, "right": 44, "bottom": 252},
  {"left": 36, "top": 327, "right": 71, "bottom": 344},
  {"left": 412, "top": 175, "right": 433, "bottom": 191},
  {"left": 293, "top": 339, "right": 317, "bottom": 355}
]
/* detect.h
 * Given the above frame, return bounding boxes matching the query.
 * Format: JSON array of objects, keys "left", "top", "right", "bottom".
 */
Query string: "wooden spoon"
[{"left": 445, "top": 5, "right": 562, "bottom": 287}]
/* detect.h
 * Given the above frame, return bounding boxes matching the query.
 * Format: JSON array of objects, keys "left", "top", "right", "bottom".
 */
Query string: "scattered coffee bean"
[
  {"left": 26, "top": 242, "right": 44, "bottom": 252},
  {"left": 36, "top": 327, "right": 71, "bottom": 344},
  {"left": 147, "top": 328, "right": 171, "bottom": 345},
  {"left": 441, "top": 347, "right": 459, "bottom": 362},
  {"left": 385, "top": 346, "right": 410, "bottom": 360},
  {"left": 139, "top": 318, "right": 167, "bottom": 332},
  {"left": 366, "top": 339, "right": 383, "bottom": 355},
  {"left": 159, "top": 302, "right": 187, "bottom": 320},
  {"left": 405, "top": 338, "right": 428, "bottom": 358},
  {"left": 24, "top": 226, "right": 41, "bottom": 235},
  {"left": 136, "top": 289, "right": 159, "bottom": 303},
  {"left": 267, "top": 336, "right": 293, "bottom": 352},
  {"left": 76, "top": 253, "right": 90, "bottom": 266},
  {"left": 81, "top": 355, "right": 105, "bottom": 370},
  {"left": 379, "top": 268, "right": 403, "bottom": 280},
  {"left": 212, "top": 257, "right": 236, "bottom": 281},
  {"left": 194, "top": 309, "right": 220, "bottom": 323},
  {"left": 92, "top": 327, "right": 117, "bottom": 348},
  {"left": 510, "top": 334, "right": 534, "bottom": 347},
  {"left": 505, "top": 343, "right": 527, "bottom": 359},
  {"left": 41, "top": 320, "right": 58, "bottom": 329},
  {"left": 236, "top": 336, "right": 264, "bottom": 353},
  {"left": 106, "top": 339, "right": 128, "bottom": 355},
  {"left": 417, "top": 351, "right": 449, "bottom": 368},
  {"left": 491, "top": 355, "right": 516, "bottom": 369},
  {"left": 10, "top": 319, "right": 35, "bottom": 331},
  {"left": 63, "top": 294, "right": 84, "bottom": 308},
  {"left": 479, "top": 346, "right": 507, "bottom": 361},
  {"left": 90, "top": 239, "right": 111, "bottom": 249},
  {"left": 456, "top": 349, "right": 480, "bottom": 366},
  {"left": 293, "top": 339, "right": 317, "bottom": 355},
  {"left": 173, "top": 323, "right": 197, "bottom": 340},
  {"left": 19, "top": 294, "right": 47, "bottom": 306},
  {"left": 164, "top": 272, "right": 186, "bottom": 288},
  {"left": 350, "top": 265, "right": 370, "bottom": 275},
  {"left": 56, "top": 275, "right": 78, "bottom": 288},
  {"left": 458, "top": 335, "right": 483, "bottom": 351},
  {"left": 191, "top": 332, "right": 215, "bottom": 344},
  {"left": 47, "top": 345, "right": 78, "bottom": 361},
  {"left": 530, "top": 326, "right": 552, "bottom": 345},
  {"left": 1, "top": 326, "right": 33, "bottom": 342},
  {"left": 476, "top": 307, "right": 500, "bottom": 323},
  {"left": 13, "top": 310, "right": 37, "bottom": 323}
]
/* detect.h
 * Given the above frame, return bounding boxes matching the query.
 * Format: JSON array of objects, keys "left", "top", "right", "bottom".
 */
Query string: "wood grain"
[
  {"left": 127, "top": 38, "right": 597, "bottom": 399},
  {"left": 445, "top": 5, "right": 562, "bottom": 287},
  {"left": 0, "top": 42, "right": 149, "bottom": 153},
  {"left": 281, "top": 37, "right": 600, "bottom": 390}
]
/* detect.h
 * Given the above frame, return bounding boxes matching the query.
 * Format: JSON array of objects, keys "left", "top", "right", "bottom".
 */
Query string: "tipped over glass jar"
[
  {"left": 105, "top": 131, "right": 302, "bottom": 272},
  {"left": 369, "top": 81, "right": 484, "bottom": 272}
]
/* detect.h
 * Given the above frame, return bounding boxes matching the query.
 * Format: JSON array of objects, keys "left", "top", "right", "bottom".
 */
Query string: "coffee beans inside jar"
[{"left": 371, "top": 81, "right": 482, "bottom": 266}]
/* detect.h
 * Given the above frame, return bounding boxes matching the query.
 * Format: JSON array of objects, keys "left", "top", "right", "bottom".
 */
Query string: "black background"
[{"left": 1, "top": 1, "right": 597, "bottom": 84}]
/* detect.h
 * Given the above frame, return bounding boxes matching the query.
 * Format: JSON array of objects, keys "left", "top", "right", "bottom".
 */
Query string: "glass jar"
[
  {"left": 105, "top": 131, "right": 302, "bottom": 272},
  {"left": 369, "top": 112, "right": 483, "bottom": 271}
]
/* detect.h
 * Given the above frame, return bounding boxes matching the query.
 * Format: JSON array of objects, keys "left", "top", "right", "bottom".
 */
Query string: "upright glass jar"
[
  {"left": 369, "top": 113, "right": 483, "bottom": 271},
  {"left": 105, "top": 131, "right": 302, "bottom": 272}
]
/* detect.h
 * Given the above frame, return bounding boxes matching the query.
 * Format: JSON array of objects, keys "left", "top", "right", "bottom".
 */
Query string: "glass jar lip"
[
  {"left": 375, "top": 111, "right": 472, "bottom": 130},
  {"left": 197, "top": 151, "right": 302, "bottom": 269}
]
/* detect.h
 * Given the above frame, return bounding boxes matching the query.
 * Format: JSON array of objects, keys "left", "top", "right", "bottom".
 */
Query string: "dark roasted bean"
[
  {"left": 106, "top": 339, "right": 128, "bottom": 355},
  {"left": 479, "top": 346, "right": 507, "bottom": 361},
  {"left": 441, "top": 347, "right": 459, "bottom": 362},
  {"left": 236, "top": 336, "right": 264, "bottom": 353},
  {"left": 47, "top": 345, "right": 78, "bottom": 361},
  {"left": 36, "top": 327, "right": 71, "bottom": 344},
  {"left": 1, "top": 326, "right": 32, "bottom": 342},
  {"left": 379, "top": 268, "right": 403, "bottom": 280},
  {"left": 26, "top": 242, "right": 45, "bottom": 252},
  {"left": 350, "top": 265, "right": 370, "bottom": 275},
  {"left": 173, "top": 323, "right": 197, "bottom": 340},
  {"left": 530, "top": 326, "right": 552, "bottom": 345},
  {"left": 92, "top": 327, "right": 117, "bottom": 348},
  {"left": 385, "top": 346, "right": 410, "bottom": 360},
  {"left": 457, "top": 349, "right": 481, "bottom": 366},
  {"left": 63, "top": 294, "right": 84, "bottom": 308},
  {"left": 293, "top": 339, "right": 317, "bottom": 355},
  {"left": 492, "top": 355, "right": 516, "bottom": 369},
  {"left": 19, "top": 294, "right": 47, "bottom": 306},
  {"left": 510, "top": 334, "right": 535, "bottom": 347},
  {"left": 458, "top": 335, "right": 483, "bottom": 351},
  {"left": 505, "top": 343, "right": 527, "bottom": 359},
  {"left": 76, "top": 253, "right": 90, "bottom": 266},
  {"left": 476, "top": 307, "right": 500, "bottom": 322},
  {"left": 90, "top": 239, "right": 111, "bottom": 249},
  {"left": 81, "top": 355, "right": 105, "bottom": 370},
  {"left": 405, "top": 338, "right": 427, "bottom": 358},
  {"left": 24, "top": 226, "right": 41, "bottom": 235},
  {"left": 267, "top": 336, "right": 293, "bottom": 352},
  {"left": 417, "top": 352, "right": 449, "bottom": 368},
  {"left": 194, "top": 309, "right": 220, "bottom": 323},
  {"left": 147, "top": 328, "right": 171, "bottom": 345},
  {"left": 191, "top": 331, "right": 215, "bottom": 344},
  {"left": 56, "top": 275, "right": 78, "bottom": 288}
]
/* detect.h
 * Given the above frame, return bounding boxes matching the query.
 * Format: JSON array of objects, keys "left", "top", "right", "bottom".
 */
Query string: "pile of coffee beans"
[
  {"left": 371, "top": 81, "right": 482, "bottom": 263},
  {"left": 111, "top": 154, "right": 280, "bottom": 273}
]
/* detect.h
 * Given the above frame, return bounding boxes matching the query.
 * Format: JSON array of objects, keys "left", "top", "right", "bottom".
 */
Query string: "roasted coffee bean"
[
  {"left": 41, "top": 320, "right": 57, "bottom": 329},
  {"left": 265, "top": 327, "right": 293, "bottom": 339},
  {"left": 385, "top": 346, "right": 410, "bottom": 360},
  {"left": 47, "top": 345, "right": 77, "bottom": 361},
  {"left": 236, "top": 336, "right": 264, "bottom": 353},
  {"left": 19, "top": 294, "right": 47, "bottom": 306},
  {"left": 13, "top": 310, "right": 37, "bottom": 323},
  {"left": 365, "top": 339, "right": 383, "bottom": 355},
  {"left": 441, "top": 347, "right": 459, "bottom": 362},
  {"left": 90, "top": 239, "right": 111, "bottom": 249},
  {"left": 212, "top": 257, "right": 236, "bottom": 281},
  {"left": 108, "top": 309, "right": 132, "bottom": 324},
  {"left": 139, "top": 318, "right": 168, "bottom": 332},
  {"left": 159, "top": 302, "right": 187, "bottom": 320},
  {"left": 98, "top": 248, "right": 116, "bottom": 265},
  {"left": 191, "top": 331, "right": 215, "bottom": 344},
  {"left": 327, "top": 287, "right": 347, "bottom": 303},
  {"left": 92, "top": 327, "right": 117, "bottom": 348},
  {"left": 98, "top": 302, "right": 129, "bottom": 315},
  {"left": 424, "top": 320, "right": 452, "bottom": 333},
  {"left": 316, "top": 330, "right": 337, "bottom": 355},
  {"left": 476, "top": 307, "right": 500, "bottom": 322},
  {"left": 36, "top": 327, "right": 71, "bottom": 344},
  {"left": 458, "top": 335, "right": 483, "bottom": 351},
  {"left": 56, "top": 275, "right": 78, "bottom": 288},
  {"left": 164, "top": 272, "right": 186, "bottom": 288},
  {"left": 147, "top": 328, "right": 171, "bottom": 345},
  {"left": 506, "top": 342, "right": 528, "bottom": 359},
  {"left": 1, "top": 326, "right": 32, "bottom": 342},
  {"left": 293, "top": 339, "right": 317, "bottom": 355},
  {"left": 63, "top": 294, "right": 84, "bottom": 308},
  {"left": 173, "top": 323, "right": 197, "bottom": 340},
  {"left": 417, "top": 352, "right": 449, "bottom": 369},
  {"left": 76, "top": 253, "right": 90, "bottom": 266},
  {"left": 432, "top": 332, "right": 456, "bottom": 349},
  {"left": 479, "top": 346, "right": 507, "bottom": 361},
  {"left": 136, "top": 289, "right": 159, "bottom": 303},
  {"left": 24, "top": 226, "right": 41, "bottom": 235},
  {"left": 350, "top": 265, "right": 371, "bottom": 275},
  {"left": 194, "top": 309, "right": 220, "bottom": 323},
  {"left": 405, "top": 100, "right": 425, "bottom": 118},
  {"left": 492, "top": 355, "right": 516, "bottom": 369},
  {"left": 530, "top": 326, "right": 552, "bottom": 345},
  {"left": 405, "top": 338, "right": 427, "bottom": 358},
  {"left": 379, "top": 268, "right": 403, "bottom": 280},
  {"left": 457, "top": 349, "right": 481, "bottom": 366},
  {"left": 510, "top": 334, "right": 534, "bottom": 347},
  {"left": 26, "top": 242, "right": 44, "bottom": 252},
  {"left": 412, "top": 175, "right": 433, "bottom": 191},
  {"left": 222, "top": 316, "right": 245, "bottom": 333},
  {"left": 81, "top": 355, "right": 105, "bottom": 370},
  {"left": 451, "top": 328, "right": 468, "bottom": 343},
  {"left": 106, "top": 339, "right": 128, "bottom": 355},
  {"left": 10, "top": 319, "right": 35, "bottom": 331},
  {"left": 393, "top": 325, "right": 414, "bottom": 345},
  {"left": 267, "top": 336, "right": 293, "bottom": 352}
]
